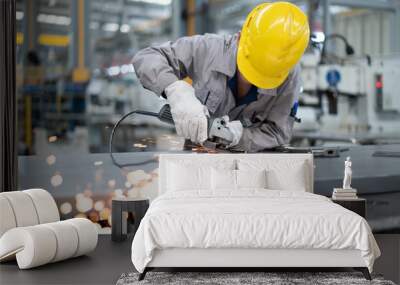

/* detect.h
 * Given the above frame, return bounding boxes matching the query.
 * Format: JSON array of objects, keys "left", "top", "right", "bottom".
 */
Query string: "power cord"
[
  {"left": 109, "top": 110, "right": 160, "bottom": 168},
  {"left": 109, "top": 105, "right": 175, "bottom": 168},
  {"left": 319, "top": 33, "right": 354, "bottom": 64}
]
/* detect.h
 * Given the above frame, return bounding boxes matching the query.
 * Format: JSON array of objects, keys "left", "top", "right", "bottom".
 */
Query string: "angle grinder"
[
  {"left": 109, "top": 104, "right": 235, "bottom": 168},
  {"left": 157, "top": 104, "right": 234, "bottom": 147}
]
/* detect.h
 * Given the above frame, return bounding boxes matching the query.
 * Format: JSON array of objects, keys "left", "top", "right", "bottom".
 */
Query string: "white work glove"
[
  {"left": 222, "top": 116, "right": 243, "bottom": 147},
  {"left": 164, "top": 80, "right": 209, "bottom": 144}
]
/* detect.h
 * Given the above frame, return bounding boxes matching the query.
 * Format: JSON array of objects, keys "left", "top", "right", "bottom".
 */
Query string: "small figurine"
[
  {"left": 342, "top": 156, "right": 352, "bottom": 189},
  {"left": 332, "top": 157, "right": 357, "bottom": 199}
]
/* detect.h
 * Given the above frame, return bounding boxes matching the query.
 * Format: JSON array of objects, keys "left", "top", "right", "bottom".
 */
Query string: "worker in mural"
[{"left": 132, "top": 2, "right": 309, "bottom": 152}]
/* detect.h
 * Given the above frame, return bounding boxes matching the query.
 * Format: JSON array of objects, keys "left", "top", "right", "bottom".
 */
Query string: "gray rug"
[{"left": 116, "top": 272, "right": 396, "bottom": 285}]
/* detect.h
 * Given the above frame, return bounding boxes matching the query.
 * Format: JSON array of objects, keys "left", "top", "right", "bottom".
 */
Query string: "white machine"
[
  {"left": 86, "top": 74, "right": 165, "bottom": 119},
  {"left": 85, "top": 77, "right": 136, "bottom": 116},
  {"left": 300, "top": 52, "right": 400, "bottom": 137}
]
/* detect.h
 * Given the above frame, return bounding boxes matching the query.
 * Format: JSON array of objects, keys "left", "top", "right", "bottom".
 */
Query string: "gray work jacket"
[{"left": 132, "top": 33, "right": 301, "bottom": 152}]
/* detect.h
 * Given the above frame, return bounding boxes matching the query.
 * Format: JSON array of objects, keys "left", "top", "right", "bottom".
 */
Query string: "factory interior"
[{"left": 1, "top": 0, "right": 400, "bottom": 284}]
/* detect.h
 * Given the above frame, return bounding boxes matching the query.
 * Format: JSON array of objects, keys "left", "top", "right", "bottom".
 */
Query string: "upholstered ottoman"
[{"left": 0, "top": 189, "right": 98, "bottom": 269}]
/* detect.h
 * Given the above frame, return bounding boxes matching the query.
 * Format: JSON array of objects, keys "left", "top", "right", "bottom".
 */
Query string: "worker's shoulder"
[
  {"left": 202, "top": 33, "right": 229, "bottom": 41},
  {"left": 187, "top": 33, "right": 236, "bottom": 46}
]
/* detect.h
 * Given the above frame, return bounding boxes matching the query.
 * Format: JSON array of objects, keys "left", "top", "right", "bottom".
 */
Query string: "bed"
[{"left": 131, "top": 153, "right": 380, "bottom": 280}]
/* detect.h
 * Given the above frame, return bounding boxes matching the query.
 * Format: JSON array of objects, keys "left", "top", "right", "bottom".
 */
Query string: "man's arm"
[
  {"left": 236, "top": 65, "right": 302, "bottom": 152},
  {"left": 131, "top": 34, "right": 215, "bottom": 96},
  {"left": 132, "top": 35, "right": 219, "bottom": 144}
]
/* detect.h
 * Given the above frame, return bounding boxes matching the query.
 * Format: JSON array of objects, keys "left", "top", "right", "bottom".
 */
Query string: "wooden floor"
[{"left": 0, "top": 235, "right": 134, "bottom": 285}]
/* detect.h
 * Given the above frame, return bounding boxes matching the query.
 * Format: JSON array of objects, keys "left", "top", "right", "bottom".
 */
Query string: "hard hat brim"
[{"left": 237, "top": 49, "right": 289, "bottom": 90}]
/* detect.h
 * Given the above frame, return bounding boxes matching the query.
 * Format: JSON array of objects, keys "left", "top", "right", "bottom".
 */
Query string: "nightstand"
[
  {"left": 331, "top": 198, "right": 366, "bottom": 218},
  {"left": 111, "top": 197, "right": 149, "bottom": 242}
]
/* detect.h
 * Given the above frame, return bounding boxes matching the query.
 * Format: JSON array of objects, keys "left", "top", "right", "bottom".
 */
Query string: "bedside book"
[
  {"left": 333, "top": 188, "right": 358, "bottom": 199},
  {"left": 333, "top": 188, "right": 357, "bottom": 194},
  {"left": 332, "top": 195, "right": 359, "bottom": 200}
]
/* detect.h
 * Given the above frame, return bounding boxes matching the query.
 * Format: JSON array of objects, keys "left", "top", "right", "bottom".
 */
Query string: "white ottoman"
[{"left": 0, "top": 189, "right": 98, "bottom": 269}]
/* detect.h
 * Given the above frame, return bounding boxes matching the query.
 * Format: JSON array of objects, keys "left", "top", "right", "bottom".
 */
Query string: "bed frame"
[
  {"left": 138, "top": 154, "right": 372, "bottom": 281},
  {"left": 139, "top": 248, "right": 371, "bottom": 280}
]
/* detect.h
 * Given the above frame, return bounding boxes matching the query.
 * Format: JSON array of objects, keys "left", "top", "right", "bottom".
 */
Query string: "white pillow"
[
  {"left": 212, "top": 169, "right": 236, "bottom": 191},
  {"left": 212, "top": 169, "right": 267, "bottom": 191},
  {"left": 236, "top": 169, "right": 267, "bottom": 189},
  {"left": 238, "top": 159, "right": 309, "bottom": 192},
  {"left": 167, "top": 162, "right": 211, "bottom": 191},
  {"left": 267, "top": 167, "right": 307, "bottom": 192}
]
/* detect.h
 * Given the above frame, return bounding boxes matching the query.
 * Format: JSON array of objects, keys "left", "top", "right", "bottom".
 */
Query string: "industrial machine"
[
  {"left": 85, "top": 77, "right": 139, "bottom": 116},
  {"left": 299, "top": 41, "right": 400, "bottom": 142}
]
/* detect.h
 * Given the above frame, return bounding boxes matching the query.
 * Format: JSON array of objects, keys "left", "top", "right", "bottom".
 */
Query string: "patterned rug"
[{"left": 116, "top": 271, "right": 396, "bottom": 285}]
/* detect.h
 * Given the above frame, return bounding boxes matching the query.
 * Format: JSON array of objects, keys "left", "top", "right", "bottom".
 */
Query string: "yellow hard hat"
[{"left": 237, "top": 2, "right": 310, "bottom": 89}]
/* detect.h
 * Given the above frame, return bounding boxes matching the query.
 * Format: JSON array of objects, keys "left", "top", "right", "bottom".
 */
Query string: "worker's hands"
[
  {"left": 165, "top": 80, "right": 209, "bottom": 144},
  {"left": 222, "top": 116, "right": 243, "bottom": 147}
]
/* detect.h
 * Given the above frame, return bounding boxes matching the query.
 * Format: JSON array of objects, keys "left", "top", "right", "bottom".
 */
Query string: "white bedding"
[{"left": 131, "top": 190, "right": 380, "bottom": 273}]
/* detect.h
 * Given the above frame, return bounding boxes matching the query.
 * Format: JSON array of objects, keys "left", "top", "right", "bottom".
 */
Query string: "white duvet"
[{"left": 131, "top": 190, "right": 380, "bottom": 273}]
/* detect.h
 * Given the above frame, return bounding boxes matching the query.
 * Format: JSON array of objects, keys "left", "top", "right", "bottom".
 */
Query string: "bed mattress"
[{"left": 131, "top": 190, "right": 380, "bottom": 273}]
